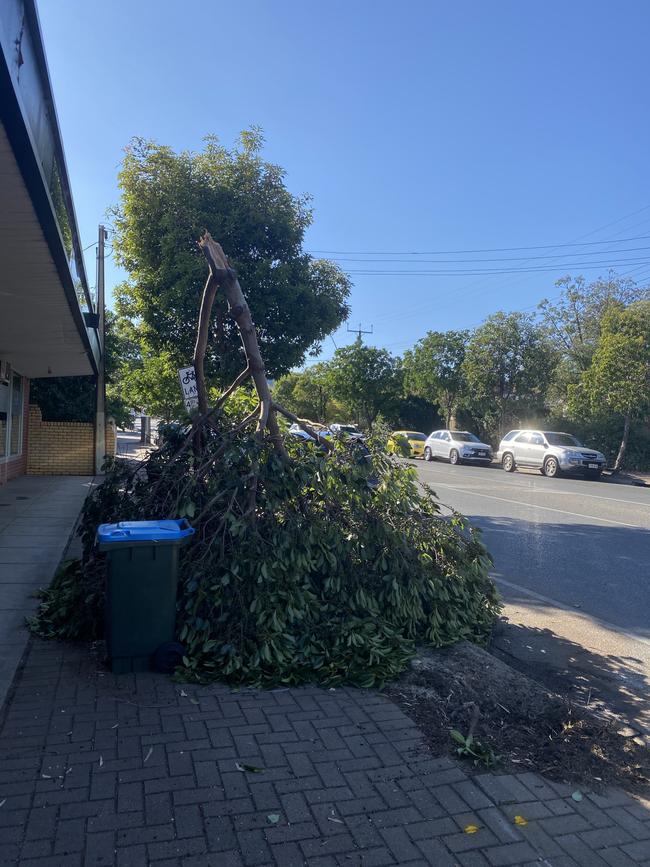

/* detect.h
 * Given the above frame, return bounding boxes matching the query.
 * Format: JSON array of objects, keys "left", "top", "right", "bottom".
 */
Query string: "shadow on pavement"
[
  {"left": 464, "top": 514, "right": 650, "bottom": 638},
  {"left": 492, "top": 616, "right": 650, "bottom": 737}
]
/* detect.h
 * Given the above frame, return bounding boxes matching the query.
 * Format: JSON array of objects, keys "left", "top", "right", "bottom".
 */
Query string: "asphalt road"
[{"left": 410, "top": 457, "right": 650, "bottom": 734}]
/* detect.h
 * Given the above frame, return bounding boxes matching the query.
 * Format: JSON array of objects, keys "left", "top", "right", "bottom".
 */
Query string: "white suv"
[
  {"left": 497, "top": 430, "right": 606, "bottom": 479},
  {"left": 423, "top": 430, "right": 493, "bottom": 465}
]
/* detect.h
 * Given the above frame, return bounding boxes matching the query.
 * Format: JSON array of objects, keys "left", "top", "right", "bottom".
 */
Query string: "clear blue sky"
[{"left": 39, "top": 0, "right": 650, "bottom": 362}]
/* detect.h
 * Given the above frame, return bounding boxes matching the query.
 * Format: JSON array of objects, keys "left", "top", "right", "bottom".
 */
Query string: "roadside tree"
[
  {"left": 539, "top": 274, "right": 648, "bottom": 370},
  {"left": 325, "top": 338, "right": 402, "bottom": 430},
  {"left": 272, "top": 364, "right": 342, "bottom": 423},
  {"left": 462, "top": 312, "right": 555, "bottom": 439},
  {"left": 403, "top": 330, "right": 469, "bottom": 427},
  {"left": 568, "top": 301, "right": 650, "bottom": 470},
  {"left": 110, "top": 130, "right": 350, "bottom": 387}
]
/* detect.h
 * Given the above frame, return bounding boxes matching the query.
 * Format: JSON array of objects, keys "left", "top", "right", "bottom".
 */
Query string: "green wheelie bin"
[{"left": 97, "top": 519, "right": 195, "bottom": 674}]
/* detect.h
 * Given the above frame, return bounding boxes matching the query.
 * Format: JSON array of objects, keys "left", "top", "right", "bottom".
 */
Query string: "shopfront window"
[
  {"left": 0, "top": 378, "right": 8, "bottom": 459},
  {"left": 10, "top": 373, "right": 23, "bottom": 455},
  {"left": 0, "top": 370, "right": 24, "bottom": 461}
]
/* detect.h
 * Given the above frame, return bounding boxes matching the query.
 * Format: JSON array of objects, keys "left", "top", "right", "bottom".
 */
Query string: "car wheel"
[
  {"left": 544, "top": 456, "right": 560, "bottom": 478},
  {"left": 424, "top": 447, "right": 433, "bottom": 462},
  {"left": 449, "top": 449, "right": 460, "bottom": 465},
  {"left": 502, "top": 453, "right": 515, "bottom": 472}
]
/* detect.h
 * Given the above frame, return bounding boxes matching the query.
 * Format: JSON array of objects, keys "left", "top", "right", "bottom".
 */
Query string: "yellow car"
[{"left": 387, "top": 431, "right": 427, "bottom": 458}]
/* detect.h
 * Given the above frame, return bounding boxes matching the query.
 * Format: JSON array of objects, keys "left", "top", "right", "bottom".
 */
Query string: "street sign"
[{"left": 178, "top": 366, "right": 199, "bottom": 412}]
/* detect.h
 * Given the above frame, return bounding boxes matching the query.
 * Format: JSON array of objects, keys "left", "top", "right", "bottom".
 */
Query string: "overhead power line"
[
  {"left": 327, "top": 244, "right": 650, "bottom": 265},
  {"left": 307, "top": 232, "right": 650, "bottom": 257},
  {"left": 342, "top": 257, "right": 650, "bottom": 277}
]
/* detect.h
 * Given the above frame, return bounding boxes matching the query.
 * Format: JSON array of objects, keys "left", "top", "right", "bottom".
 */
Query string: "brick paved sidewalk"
[{"left": 0, "top": 641, "right": 648, "bottom": 866}]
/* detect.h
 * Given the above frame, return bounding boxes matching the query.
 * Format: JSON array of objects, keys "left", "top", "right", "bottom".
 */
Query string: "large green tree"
[
  {"left": 272, "top": 363, "right": 344, "bottom": 423},
  {"left": 110, "top": 131, "right": 351, "bottom": 393},
  {"left": 402, "top": 330, "right": 469, "bottom": 427},
  {"left": 462, "top": 312, "right": 555, "bottom": 439},
  {"left": 568, "top": 301, "right": 650, "bottom": 470},
  {"left": 539, "top": 274, "right": 648, "bottom": 373},
  {"left": 325, "top": 338, "right": 402, "bottom": 429}
]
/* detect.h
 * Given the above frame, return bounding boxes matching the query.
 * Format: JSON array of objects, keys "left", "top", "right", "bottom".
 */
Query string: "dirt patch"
[{"left": 385, "top": 642, "right": 650, "bottom": 795}]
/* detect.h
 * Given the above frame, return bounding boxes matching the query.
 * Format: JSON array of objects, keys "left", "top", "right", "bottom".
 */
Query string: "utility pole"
[
  {"left": 94, "top": 224, "right": 108, "bottom": 475},
  {"left": 346, "top": 322, "right": 373, "bottom": 341}
]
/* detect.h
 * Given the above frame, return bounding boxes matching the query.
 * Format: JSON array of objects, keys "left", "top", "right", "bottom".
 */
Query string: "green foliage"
[
  {"left": 570, "top": 301, "right": 650, "bottom": 419},
  {"left": 567, "top": 301, "right": 650, "bottom": 467},
  {"left": 462, "top": 312, "right": 555, "bottom": 440},
  {"left": 450, "top": 728, "right": 500, "bottom": 769},
  {"left": 27, "top": 560, "right": 104, "bottom": 641},
  {"left": 539, "top": 274, "right": 648, "bottom": 373},
  {"left": 116, "top": 346, "right": 185, "bottom": 422},
  {"left": 32, "top": 424, "right": 499, "bottom": 689},
  {"left": 272, "top": 364, "right": 343, "bottom": 423},
  {"left": 403, "top": 330, "right": 469, "bottom": 427},
  {"left": 110, "top": 131, "right": 350, "bottom": 390},
  {"left": 325, "top": 338, "right": 403, "bottom": 430},
  {"left": 30, "top": 311, "right": 132, "bottom": 428},
  {"left": 29, "top": 376, "right": 95, "bottom": 423},
  {"left": 389, "top": 395, "right": 441, "bottom": 435}
]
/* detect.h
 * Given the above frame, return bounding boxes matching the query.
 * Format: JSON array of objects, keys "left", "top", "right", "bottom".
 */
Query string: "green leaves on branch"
[
  {"left": 32, "top": 426, "right": 500, "bottom": 689},
  {"left": 109, "top": 130, "right": 351, "bottom": 408}
]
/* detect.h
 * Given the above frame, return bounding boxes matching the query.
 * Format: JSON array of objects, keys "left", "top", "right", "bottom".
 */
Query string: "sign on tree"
[{"left": 178, "top": 366, "right": 199, "bottom": 412}]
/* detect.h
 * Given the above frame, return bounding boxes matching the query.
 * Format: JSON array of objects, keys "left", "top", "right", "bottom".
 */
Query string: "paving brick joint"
[{"left": 0, "top": 642, "right": 649, "bottom": 866}]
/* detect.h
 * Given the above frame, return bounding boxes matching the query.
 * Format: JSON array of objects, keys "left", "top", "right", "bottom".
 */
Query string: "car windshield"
[
  {"left": 452, "top": 432, "right": 480, "bottom": 443},
  {"left": 544, "top": 432, "right": 583, "bottom": 447},
  {"left": 405, "top": 432, "right": 426, "bottom": 441},
  {"left": 338, "top": 425, "right": 359, "bottom": 434}
]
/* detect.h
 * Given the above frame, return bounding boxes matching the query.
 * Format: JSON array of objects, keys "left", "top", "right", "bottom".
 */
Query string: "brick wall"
[{"left": 27, "top": 405, "right": 117, "bottom": 476}]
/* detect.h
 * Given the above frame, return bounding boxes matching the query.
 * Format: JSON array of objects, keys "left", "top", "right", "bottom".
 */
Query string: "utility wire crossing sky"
[{"left": 38, "top": 0, "right": 650, "bottom": 360}]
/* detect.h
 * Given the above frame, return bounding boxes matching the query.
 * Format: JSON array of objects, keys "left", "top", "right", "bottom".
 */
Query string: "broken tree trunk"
[
  {"left": 192, "top": 273, "right": 218, "bottom": 415},
  {"left": 198, "top": 233, "right": 287, "bottom": 458},
  {"left": 613, "top": 410, "right": 631, "bottom": 473}
]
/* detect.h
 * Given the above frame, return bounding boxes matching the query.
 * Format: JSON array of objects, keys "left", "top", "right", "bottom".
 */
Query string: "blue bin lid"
[{"left": 97, "top": 519, "right": 195, "bottom": 545}]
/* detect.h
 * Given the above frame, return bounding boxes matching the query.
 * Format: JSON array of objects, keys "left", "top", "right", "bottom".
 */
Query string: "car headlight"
[{"left": 565, "top": 450, "right": 581, "bottom": 459}]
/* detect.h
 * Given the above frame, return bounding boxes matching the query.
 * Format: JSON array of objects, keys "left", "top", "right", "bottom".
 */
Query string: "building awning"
[{"left": 0, "top": 0, "right": 101, "bottom": 379}]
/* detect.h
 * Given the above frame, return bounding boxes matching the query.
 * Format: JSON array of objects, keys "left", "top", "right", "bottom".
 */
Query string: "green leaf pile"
[{"left": 30, "top": 420, "right": 500, "bottom": 687}]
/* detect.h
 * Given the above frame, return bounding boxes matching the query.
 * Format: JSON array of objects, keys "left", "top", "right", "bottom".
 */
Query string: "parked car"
[
  {"left": 387, "top": 431, "right": 427, "bottom": 458},
  {"left": 288, "top": 423, "right": 331, "bottom": 442},
  {"left": 329, "top": 423, "right": 365, "bottom": 441},
  {"left": 497, "top": 429, "right": 606, "bottom": 479},
  {"left": 423, "top": 430, "right": 493, "bottom": 465}
]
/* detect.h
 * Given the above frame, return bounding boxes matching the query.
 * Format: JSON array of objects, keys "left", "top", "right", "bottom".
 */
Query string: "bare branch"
[
  {"left": 273, "top": 402, "right": 334, "bottom": 451},
  {"left": 193, "top": 274, "right": 218, "bottom": 414},
  {"left": 198, "top": 232, "right": 287, "bottom": 459},
  {"left": 215, "top": 366, "right": 251, "bottom": 410}
]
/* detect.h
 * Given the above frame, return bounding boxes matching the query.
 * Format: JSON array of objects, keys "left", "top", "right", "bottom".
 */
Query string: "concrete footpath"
[
  {"left": 0, "top": 475, "right": 94, "bottom": 708},
  {"left": 0, "top": 473, "right": 649, "bottom": 866},
  {"left": 0, "top": 639, "right": 649, "bottom": 866}
]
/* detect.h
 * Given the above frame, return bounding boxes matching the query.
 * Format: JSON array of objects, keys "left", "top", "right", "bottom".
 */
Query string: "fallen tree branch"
[
  {"left": 193, "top": 274, "right": 218, "bottom": 415},
  {"left": 215, "top": 365, "right": 251, "bottom": 409},
  {"left": 198, "top": 233, "right": 287, "bottom": 459},
  {"left": 273, "top": 402, "right": 334, "bottom": 451}
]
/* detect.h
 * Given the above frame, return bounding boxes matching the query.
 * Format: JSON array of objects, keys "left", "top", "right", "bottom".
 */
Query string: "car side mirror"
[{"left": 543, "top": 443, "right": 548, "bottom": 449}]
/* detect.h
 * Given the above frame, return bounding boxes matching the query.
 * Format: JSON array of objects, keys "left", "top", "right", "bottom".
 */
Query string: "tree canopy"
[
  {"left": 110, "top": 131, "right": 351, "bottom": 401},
  {"left": 568, "top": 300, "right": 650, "bottom": 469},
  {"left": 403, "top": 330, "right": 468, "bottom": 427},
  {"left": 325, "top": 338, "right": 403, "bottom": 429},
  {"left": 539, "top": 274, "right": 648, "bottom": 372},
  {"left": 462, "top": 312, "right": 555, "bottom": 438}
]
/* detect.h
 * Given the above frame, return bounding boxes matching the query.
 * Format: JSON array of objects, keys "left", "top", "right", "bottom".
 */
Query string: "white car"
[
  {"left": 497, "top": 430, "right": 606, "bottom": 479},
  {"left": 329, "top": 423, "right": 365, "bottom": 441},
  {"left": 423, "top": 430, "right": 493, "bottom": 465},
  {"left": 288, "top": 423, "right": 331, "bottom": 442}
]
